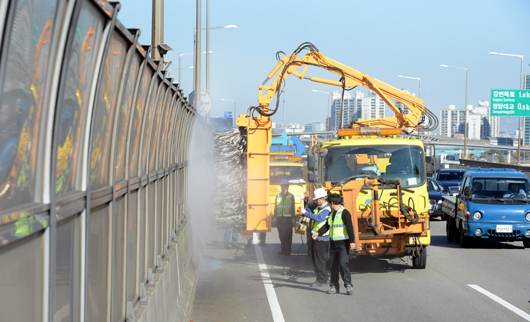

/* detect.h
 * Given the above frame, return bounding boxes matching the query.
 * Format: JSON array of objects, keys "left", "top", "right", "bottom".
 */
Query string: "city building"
[
  {"left": 490, "top": 137, "right": 514, "bottom": 146},
  {"left": 440, "top": 102, "right": 499, "bottom": 139},
  {"left": 329, "top": 91, "right": 363, "bottom": 131},
  {"left": 361, "top": 90, "right": 385, "bottom": 121},
  {"left": 304, "top": 122, "right": 325, "bottom": 132},
  {"left": 440, "top": 105, "right": 466, "bottom": 138},
  {"left": 284, "top": 123, "right": 304, "bottom": 133},
  {"left": 473, "top": 101, "right": 499, "bottom": 139}
]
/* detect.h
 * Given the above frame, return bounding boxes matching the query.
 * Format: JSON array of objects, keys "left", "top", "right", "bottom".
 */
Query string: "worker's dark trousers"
[
  {"left": 311, "top": 240, "right": 328, "bottom": 283},
  {"left": 329, "top": 241, "right": 352, "bottom": 290},
  {"left": 276, "top": 216, "right": 293, "bottom": 254},
  {"left": 306, "top": 228, "right": 313, "bottom": 255}
]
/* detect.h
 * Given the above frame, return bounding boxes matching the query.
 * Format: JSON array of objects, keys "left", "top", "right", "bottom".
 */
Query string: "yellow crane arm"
[
  {"left": 257, "top": 44, "right": 435, "bottom": 130},
  {"left": 237, "top": 43, "right": 437, "bottom": 234}
]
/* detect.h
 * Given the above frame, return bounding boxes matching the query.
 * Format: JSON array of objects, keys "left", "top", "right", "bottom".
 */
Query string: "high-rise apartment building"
[
  {"left": 440, "top": 105, "right": 466, "bottom": 137},
  {"left": 361, "top": 90, "right": 385, "bottom": 121},
  {"left": 474, "top": 101, "right": 499, "bottom": 139},
  {"left": 440, "top": 102, "right": 499, "bottom": 139},
  {"left": 329, "top": 91, "right": 363, "bottom": 131}
]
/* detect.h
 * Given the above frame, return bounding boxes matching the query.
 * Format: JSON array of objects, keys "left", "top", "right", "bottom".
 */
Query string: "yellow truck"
[
  {"left": 269, "top": 155, "right": 306, "bottom": 225},
  {"left": 237, "top": 42, "right": 438, "bottom": 268}
]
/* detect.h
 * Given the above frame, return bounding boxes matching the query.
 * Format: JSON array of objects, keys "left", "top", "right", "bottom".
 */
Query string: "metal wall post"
[
  {"left": 152, "top": 0, "right": 164, "bottom": 60},
  {"left": 193, "top": 0, "right": 201, "bottom": 110}
]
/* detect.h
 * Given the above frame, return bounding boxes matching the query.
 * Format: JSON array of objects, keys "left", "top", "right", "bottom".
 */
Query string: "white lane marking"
[
  {"left": 255, "top": 244, "right": 285, "bottom": 322},
  {"left": 468, "top": 284, "right": 530, "bottom": 321}
]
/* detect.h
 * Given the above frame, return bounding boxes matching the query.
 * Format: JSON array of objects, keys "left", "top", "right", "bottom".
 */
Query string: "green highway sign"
[{"left": 490, "top": 89, "right": 530, "bottom": 116}]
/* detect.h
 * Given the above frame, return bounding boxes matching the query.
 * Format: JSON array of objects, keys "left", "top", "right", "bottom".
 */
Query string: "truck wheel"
[
  {"left": 412, "top": 247, "right": 427, "bottom": 269},
  {"left": 523, "top": 240, "right": 530, "bottom": 248},
  {"left": 446, "top": 218, "right": 456, "bottom": 242},
  {"left": 459, "top": 224, "right": 471, "bottom": 248}
]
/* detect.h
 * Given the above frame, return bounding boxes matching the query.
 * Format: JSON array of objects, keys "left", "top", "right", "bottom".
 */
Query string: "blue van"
[{"left": 443, "top": 168, "right": 530, "bottom": 248}]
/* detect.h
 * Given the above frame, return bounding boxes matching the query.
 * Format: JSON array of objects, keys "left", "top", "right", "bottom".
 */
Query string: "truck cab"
[
  {"left": 445, "top": 168, "right": 530, "bottom": 248},
  {"left": 309, "top": 135, "right": 431, "bottom": 268}
]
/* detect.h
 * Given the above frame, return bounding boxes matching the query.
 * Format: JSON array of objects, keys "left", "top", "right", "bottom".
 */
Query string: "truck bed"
[{"left": 442, "top": 195, "right": 457, "bottom": 217}]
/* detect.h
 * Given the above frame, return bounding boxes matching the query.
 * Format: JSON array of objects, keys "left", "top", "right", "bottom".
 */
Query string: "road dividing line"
[
  {"left": 255, "top": 245, "right": 285, "bottom": 322},
  {"left": 468, "top": 284, "right": 530, "bottom": 321}
]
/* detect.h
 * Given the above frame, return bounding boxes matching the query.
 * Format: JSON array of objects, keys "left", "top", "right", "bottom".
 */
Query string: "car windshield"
[
  {"left": 470, "top": 178, "right": 529, "bottom": 199},
  {"left": 438, "top": 171, "right": 464, "bottom": 181},
  {"left": 322, "top": 145, "right": 425, "bottom": 188},
  {"left": 427, "top": 179, "right": 440, "bottom": 191},
  {"left": 270, "top": 165, "right": 305, "bottom": 185}
]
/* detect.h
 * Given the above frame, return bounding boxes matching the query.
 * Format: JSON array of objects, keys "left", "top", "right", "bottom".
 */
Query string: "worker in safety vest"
[
  {"left": 298, "top": 188, "right": 331, "bottom": 287},
  {"left": 275, "top": 179, "right": 295, "bottom": 255},
  {"left": 312, "top": 193, "right": 355, "bottom": 295}
]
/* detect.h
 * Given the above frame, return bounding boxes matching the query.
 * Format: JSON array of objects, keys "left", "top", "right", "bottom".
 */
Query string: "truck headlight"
[
  {"left": 473, "top": 211, "right": 482, "bottom": 221},
  {"left": 437, "top": 200, "right": 442, "bottom": 204},
  {"left": 526, "top": 212, "right": 530, "bottom": 222}
]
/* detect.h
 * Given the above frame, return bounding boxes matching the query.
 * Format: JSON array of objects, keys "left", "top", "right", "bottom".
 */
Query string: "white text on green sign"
[{"left": 490, "top": 89, "right": 530, "bottom": 117}]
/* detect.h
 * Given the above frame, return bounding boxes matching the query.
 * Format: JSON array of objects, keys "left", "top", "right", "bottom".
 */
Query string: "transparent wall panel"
[
  {"left": 148, "top": 86, "right": 166, "bottom": 171},
  {"left": 87, "top": 204, "right": 110, "bottom": 321},
  {"left": 55, "top": 2, "right": 104, "bottom": 196},
  {"left": 90, "top": 32, "right": 127, "bottom": 190},
  {"left": 116, "top": 54, "right": 140, "bottom": 181},
  {"left": 157, "top": 177, "right": 164, "bottom": 255},
  {"left": 112, "top": 196, "right": 126, "bottom": 322},
  {"left": 127, "top": 190, "right": 138, "bottom": 302},
  {"left": 0, "top": 0, "right": 59, "bottom": 210},
  {"left": 0, "top": 233, "right": 44, "bottom": 322},
  {"left": 147, "top": 183, "right": 156, "bottom": 269},
  {"left": 138, "top": 187, "right": 147, "bottom": 283},
  {"left": 164, "top": 101, "right": 177, "bottom": 167},
  {"left": 157, "top": 94, "right": 172, "bottom": 168},
  {"left": 129, "top": 64, "right": 150, "bottom": 177},
  {"left": 54, "top": 215, "right": 81, "bottom": 322},
  {"left": 140, "top": 78, "right": 159, "bottom": 175}
]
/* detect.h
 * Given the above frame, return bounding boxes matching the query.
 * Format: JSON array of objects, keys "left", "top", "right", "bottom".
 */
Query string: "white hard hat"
[{"left": 313, "top": 188, "right": 327, "bottom": 200}]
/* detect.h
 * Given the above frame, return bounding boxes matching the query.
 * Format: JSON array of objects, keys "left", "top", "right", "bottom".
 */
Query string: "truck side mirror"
[
  {"left": 308, "top": 171, "right": 319, "bottom": 183},
  {"left": 463, "top": 186, "right": 471, "bottom": 197},
  {"left": 307, "top": 152, "right": 314, "bottom": 171}
]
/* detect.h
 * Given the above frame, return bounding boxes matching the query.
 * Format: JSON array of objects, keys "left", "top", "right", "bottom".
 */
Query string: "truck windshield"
[
  {"left": 322, "top": 145, "right": 425, "bottom": 188},
  {"left": 270, "top": 166, "right": 305, "bottom": 185},
  {"left": 471, "top": 178, "right": 529, "bottom": 199}
]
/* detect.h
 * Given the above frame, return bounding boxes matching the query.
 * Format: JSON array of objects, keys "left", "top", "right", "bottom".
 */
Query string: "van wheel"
[
  {"left": 523, "top": 240, "right": 530, "bottom": 248},
  {"left": 459, "top": 224, "right": 471, "bottom": 248},
  {"left": 446, "top": 218, "right": 456, "bottom": 242},
  {"left": 412, "top": 247, "right": 427, "bottom": 269}
]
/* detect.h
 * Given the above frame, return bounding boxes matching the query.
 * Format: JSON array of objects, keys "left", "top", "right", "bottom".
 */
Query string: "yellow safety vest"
[
  {"left": 275, "top": 193, "right": 293, "bottom": 217},
  {"left": 311, "top": 205, "right": 331, "bottom": 235},
  {"left": 329, "top": 206, "right": 348, "bottom": 241}
]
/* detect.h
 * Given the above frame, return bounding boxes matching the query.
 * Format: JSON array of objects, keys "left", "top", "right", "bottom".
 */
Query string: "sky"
[{"left": 119, "top": 0, "right": 530, "bottom": 134}]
